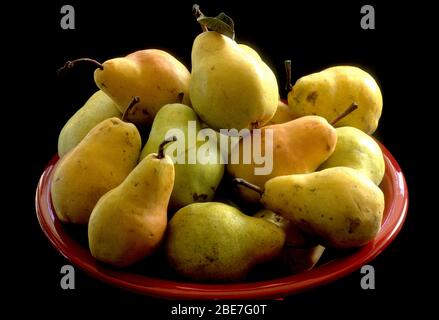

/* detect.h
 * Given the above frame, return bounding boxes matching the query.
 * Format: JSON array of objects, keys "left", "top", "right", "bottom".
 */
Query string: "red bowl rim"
[{"left": 35, "top": 142, "right": 408, "bottom": 299}]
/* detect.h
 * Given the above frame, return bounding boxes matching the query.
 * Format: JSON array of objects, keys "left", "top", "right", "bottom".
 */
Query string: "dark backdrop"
[{"left": 20, "top": 0, "right": 432, "bottom": 317}]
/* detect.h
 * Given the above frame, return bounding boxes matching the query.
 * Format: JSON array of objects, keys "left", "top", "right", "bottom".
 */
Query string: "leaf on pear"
[
  {"left": 216, "top": 12, "right": 234, "bottom": 31},
  {"left": 197, "top": 12, "right": 235, "bottom": 40}
]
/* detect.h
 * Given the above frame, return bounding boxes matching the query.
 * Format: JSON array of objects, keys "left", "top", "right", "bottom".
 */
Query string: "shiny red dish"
[{"left": 35, "top": 142, "right": 408, "bottom": 299}]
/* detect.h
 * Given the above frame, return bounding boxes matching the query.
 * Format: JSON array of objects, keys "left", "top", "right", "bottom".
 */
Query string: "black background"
[{"left": 18, "top": 0, "right": 433, "bottom": 317}]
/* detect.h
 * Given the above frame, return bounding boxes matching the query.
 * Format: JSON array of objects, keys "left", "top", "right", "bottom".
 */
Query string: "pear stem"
[
  {"left": 121, "top": 96, "right": 140, "bottom": 122},
  {"left": 192, "top": 4, "right": 208, "bottom": 32},
  {"left": 330, "top": 102, "right": 359, "bottom": 126},
  {"left": 57, "top": 58, "right": 103, "bottom": 74},
  {"left": 157, "top": 136, "right": 177, "bottom": 159},
  {"left": 285, "top": 60, "right": 293, "bottom": 93},
  {"left": 233, "top": 178, "right": 263, "bottom": 196}
]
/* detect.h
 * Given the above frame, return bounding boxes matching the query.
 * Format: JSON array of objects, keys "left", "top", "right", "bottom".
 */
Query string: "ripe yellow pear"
[
  {"left": 93, "top": 49, "right": 190, "bottom": 126},
  {"left": 190, "top": 31, "right": 278, "bottom": 131},
  {"left": 51, "top": 117, "right": 141, "bottom": 224},
  {"left": 255, "top": 167, "right": 384, "bottom": 248},
  {"left": 288, "top": 66, "right": 382, "bottom": 134},
  {"left": 88, "top": 138, "right": 175, "bottom": 267},
  {"left": 228, "top": 115, "right": 337, "bottom": 203},
  {"left": 57, "top": 91, "right": 121, "bottom": 157}
]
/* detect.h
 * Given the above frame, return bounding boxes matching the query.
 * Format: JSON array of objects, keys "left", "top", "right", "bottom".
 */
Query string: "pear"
[
  {"left": 88, "top": 138, "right": 175, "bottom": 268},
  {"left": 140, "top": 104, "right": 199, "bottom": 159},
  {"left": 228, "top": 104, "right": 359, "bottom": 203},
  {"left": 266, "top": 100, "right": 300, "bottom": 125},
  {"left": 166, "top": 202, "right": 285, "bottom": 281},
  {"left": 190, "top": 31, "right": 278, "bottom": 131},
  {"left": 58, "top": 91, "right": 121, "bottom": 157},
  {"left": 228, "top": 115, "right": 337, "bottom": 203},
  {"left": 287, "top": 65, "right": 382, "bottom": 134},
  {"left": 234, "top": 166, "right": 384, "bottom": 248},
  {"left": 319, "top": 127, "right": 385, "bottom": 185},
  {"left": 259, "top": 167, "right": 384, "bottom": 248},
  {"left": 254, "top": 210, "right": 325, "bottom": 273},
  {"left": 51, "top": 117, "right": 141, "bottom": 224},
  {"left": 140, "top": 103, "right": 224, "bottom": 209},
  {"left": 60, "top": 49, "right": 190, "bottom": 126},
  {"left": 95, "top": 49, "right": 190, "bottom": 126}
]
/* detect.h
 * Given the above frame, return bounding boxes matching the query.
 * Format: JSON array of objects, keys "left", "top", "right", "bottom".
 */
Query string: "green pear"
[
  {"left": 58, "top": 91, "right": 121, "bottom": 157},
  {"left": 190, "top": 31, "right": 278, "bottom": 131},
  {"left": 51, "top": 118, "right": 141, "bottom": 224},
  {"left": 140, "top": 104, "right": 224, "bottom": 209},
  {"left": 260, "top": 167, "right": 384, "bottom": 248},
  {"left": 89, "top": 138, "right": 175, "bottom": 267},
  {"left": 166, "top": 202, "right": 285, "bottom": 281},
  {"left": 254, "top": 210, "right": 325, "bottom": 273},
  {"left": 319, "top": 126, "right": 385, "bottom": 185}
]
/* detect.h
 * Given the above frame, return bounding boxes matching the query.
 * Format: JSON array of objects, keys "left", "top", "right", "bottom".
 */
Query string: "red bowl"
[{"left": 35, "top": 142, "right": 408, "bottom": 299}]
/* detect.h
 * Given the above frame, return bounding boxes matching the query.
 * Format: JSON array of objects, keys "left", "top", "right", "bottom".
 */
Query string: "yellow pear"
[
  {"left": 59, "top": 50, "right": 190, "bottom": 126},
  {"left": 240, "top": 167, "right": 385, "bottom": 248},
  {"left": 95, "top": 49, "right": 190, "bottom": 126},
  {"left": 190, "top": 31, "right": 278, "bottom": 131},
  {"left": 51, "top": 117, "right": 141, "bottom": 224},
  {"left": 88, "top": 138, "right": 175, "bottom": 267},
  {"left": 287, "top": 66, "right": 382, "bottom": 134},
  {"left": 58, "top": 49, "right": 190, "bottom": 126},
  {"left": 228, "top": 115, "right": 337, "bottom": 203}
]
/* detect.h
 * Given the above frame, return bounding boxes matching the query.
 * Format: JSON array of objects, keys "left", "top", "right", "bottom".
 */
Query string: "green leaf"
[
  {"left": 216, "top": 12, "right": 234, "bottom": 31},
  {"left": 197, "top": 12, "right": 235, "bottom": 40}
]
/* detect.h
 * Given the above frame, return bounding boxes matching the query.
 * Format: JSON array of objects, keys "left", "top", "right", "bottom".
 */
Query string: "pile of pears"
[{"left": 50, "top": 6, "right": 386, "bottom": 282}]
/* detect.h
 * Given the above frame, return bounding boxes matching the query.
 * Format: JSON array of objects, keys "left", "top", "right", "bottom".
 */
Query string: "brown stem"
[
  {"left": 285, "top": 60, "right": 293, "bottom": 93},
  {"left": 121, "top": 96, "right": 140, "bottom": 122},
  {"left": 192, "top": 4, "right": 208, "bottom": 32},
  {"left": 233, "top": 178, "right": 263, "bottom": 196},
  {"left": 57, "top": 58, "right": 103, "bottom": 74},
  {"left": 157, "top": 136, "right": 177, "bottom": 159},
  {"left": 330, "top": 102, "right": 359, "bottom": 126}
]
